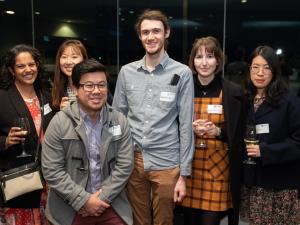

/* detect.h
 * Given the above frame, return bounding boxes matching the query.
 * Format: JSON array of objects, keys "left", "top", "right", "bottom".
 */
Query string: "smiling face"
[
  {"left": 139, "top": 19, "right": 170, "bottom": 56},
  {"left": 59, "top": 46, "right": 84, "bottom": 77},
  {"left": 250, "top": 55, "right": 273, "bottom": 93},
  {"left": 194, "top": 45, "right": 218, "bottom": 80},
  {"left": 75, "top": 71, "right": 108, "bottom": 117},
  {"left": 11, "top": 52, "right": 38, "bottom": 88}
]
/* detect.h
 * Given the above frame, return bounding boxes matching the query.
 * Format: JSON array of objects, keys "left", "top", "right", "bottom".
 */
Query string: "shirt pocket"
[
  {"left": 125, "top": 84, "right": 144, "bottom": 107},
  {"left": 158, "top": 85, "right": 177, "bottom": 110},
  {"left": 63, "top": 140, "right": 88, "bottom": 182}
]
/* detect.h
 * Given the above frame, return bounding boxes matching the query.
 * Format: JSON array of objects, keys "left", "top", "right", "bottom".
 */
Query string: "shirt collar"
[
  {"left": 79, "top": 104, "right": 103, "bottom": 125},
  {"left": 136, "top": 52, "right": 169, "bottom": 72}
]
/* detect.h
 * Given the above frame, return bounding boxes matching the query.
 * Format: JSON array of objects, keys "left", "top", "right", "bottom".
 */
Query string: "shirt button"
[
  {"left": 143, "top": 136, "right": 146, "bottom": 139},
  {"left": 145, "top": 121, "right": 149, "bottom": 124},
  {"left": 149, "top": 89, "right": 152, "bottom": 92},
  {"left": 147, "top": 105, "right": 150, "bottom": 107}
]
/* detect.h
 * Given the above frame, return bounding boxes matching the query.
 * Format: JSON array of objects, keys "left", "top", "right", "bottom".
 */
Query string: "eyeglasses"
[
  {"left": 250, "top": 65, "right": 272, "bottom": 74},
  {"left": 79, "top": 82, "right": 107, "bottom": 92}
]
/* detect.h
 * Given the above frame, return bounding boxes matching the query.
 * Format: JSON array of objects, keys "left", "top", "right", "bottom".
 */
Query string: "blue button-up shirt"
[
  {"left": 113, "top": 53, "right": 194, "bottom": 176},
  {"left": 79, "top": 108, "right": 103, "bottom": 193}
]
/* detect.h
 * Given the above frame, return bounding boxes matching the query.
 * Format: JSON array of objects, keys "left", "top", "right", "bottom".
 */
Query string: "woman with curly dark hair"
[
  {"left": 240, "top": 46, "right": 300, "bottom": 225},
  {"left": 0, "top": 44, "right": 54, "bottom": 225}
]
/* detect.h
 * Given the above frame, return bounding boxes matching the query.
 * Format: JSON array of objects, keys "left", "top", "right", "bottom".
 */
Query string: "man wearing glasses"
[{"left": 42, "top": 59, "right": 134, "bottom": 225}]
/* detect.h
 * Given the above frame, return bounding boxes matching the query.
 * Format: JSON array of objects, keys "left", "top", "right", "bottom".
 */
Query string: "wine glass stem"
[
  {"left": 21, "top": 141, "right": 26, "bottom": 153},
  {"left": 200, "top": 135, "right": 204, "bottom": 142}
]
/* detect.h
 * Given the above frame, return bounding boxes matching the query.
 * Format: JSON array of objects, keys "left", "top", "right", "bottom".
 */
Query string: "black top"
[
  {"left": 194, "top": 74, "right": 222, "bottom": 98},
  {"left": 194, "top": 74, "right": 226, "bottom": 140}
]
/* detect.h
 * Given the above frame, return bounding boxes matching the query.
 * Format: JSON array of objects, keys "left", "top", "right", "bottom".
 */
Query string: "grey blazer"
[{"left": 42, "top": 101, "right": 134, "bottom": 225}]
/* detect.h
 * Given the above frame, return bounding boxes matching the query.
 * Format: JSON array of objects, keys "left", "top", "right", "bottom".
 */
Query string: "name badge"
[
  {"left": 109, "top": 125, "right": 122, "bottom": 136},
  {"left": 43, "top": 103, "right": 52, "bottom": 115},
  {"left": 256, "top": 124, "right": 269, "bottom": 134},
  {"left": 207, "top": 105, "right": 223, "bottom": 114},
  {"left": 160, "top": 92, "right": 176, "bottom": 102}
]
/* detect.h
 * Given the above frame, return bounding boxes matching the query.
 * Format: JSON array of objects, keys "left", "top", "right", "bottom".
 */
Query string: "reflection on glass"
[
  {"left": 14, "top": 117, "right": 32, "bottom": 158},
  {"left": 243, "top": 124, "right": 258, "bottom": 165}
]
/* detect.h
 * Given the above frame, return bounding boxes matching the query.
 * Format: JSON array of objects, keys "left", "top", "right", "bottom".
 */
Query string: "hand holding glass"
[
  {"left": 14, "top": 117, "right": 32, "bottom": 158},
  {"left": 193, "top": 113, "right": 209, "bottom": 149},
  {"left": 243, "top": 124, "right": 258, "bottom": 165},
  {"left": 67, "top": 87, "right": 77, "bottom": 102}
]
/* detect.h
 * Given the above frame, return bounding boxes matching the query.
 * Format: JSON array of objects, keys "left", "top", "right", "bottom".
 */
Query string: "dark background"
[{"left": 1, "top": 0, "right": 299, "bottom": 94}]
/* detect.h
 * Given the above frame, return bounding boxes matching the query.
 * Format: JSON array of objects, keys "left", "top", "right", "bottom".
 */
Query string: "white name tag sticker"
[
  {"left": 256, "top": 124, "right": 269, "bottom": 134},
  {"left": 160, "top": 92, "right": 176, "bottom": 102},
  {"left": 109, "top": 125, "right": 122, "bottom": 136},
  {"left": 43, "top": 103, "right": 52, "bottom": 115},
  {"left": 207, "top": 104, "right": 223, "bottom": 114}
]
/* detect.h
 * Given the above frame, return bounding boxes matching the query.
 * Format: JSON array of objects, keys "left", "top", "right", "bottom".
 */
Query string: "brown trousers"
[{"left": 127, "top": 151, "right": 180, "bottom": 225}]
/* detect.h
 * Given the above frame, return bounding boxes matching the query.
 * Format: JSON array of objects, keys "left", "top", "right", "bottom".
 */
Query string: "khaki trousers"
[{"left": 127, "top": 151, "right": 180, "bottom": 225}]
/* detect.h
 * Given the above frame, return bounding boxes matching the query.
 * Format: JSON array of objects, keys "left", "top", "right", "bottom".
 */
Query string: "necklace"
[
  {"left": 24, "top": 96, "right": 38, "bottom": 104},
  {"left": 202, "top": 91, "right": 207, "bottom": 96},
  {"left": 254, "top": 96, "right": 265, "bottom": 102}
]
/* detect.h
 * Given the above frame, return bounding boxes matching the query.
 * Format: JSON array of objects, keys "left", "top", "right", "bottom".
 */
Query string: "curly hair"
[
  {"left": 0, "top": 44, "right": 48, "bottom": 91},
  {"left": 245, "top": 45, "right": 288, "bottom": 105}
]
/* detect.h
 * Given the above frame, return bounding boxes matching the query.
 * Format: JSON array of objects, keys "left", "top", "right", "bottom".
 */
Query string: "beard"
[{"left": 143, "top": 42, "right": 165, "bottom": 56}]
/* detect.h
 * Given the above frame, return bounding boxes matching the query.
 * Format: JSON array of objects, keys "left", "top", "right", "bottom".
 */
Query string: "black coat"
[
  {"left": 245, "top": 93, "right": 300, "bottom": 190},
  {"left": 0, "top": 84, "right": 54, "bottom": 208},
  {"left": 221, "top": 79, "right": 246, "bottom": 225}
]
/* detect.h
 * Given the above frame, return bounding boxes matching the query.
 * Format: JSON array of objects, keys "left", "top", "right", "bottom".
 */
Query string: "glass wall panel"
[
  {"left": 0, "top": 0, "right": 33, "bottom": 56},
  {"left": 34, "top": 0, "right": 117, "bottom": 90},
  {"left": 118, "top": 0, "right": 225, "bottom": 66},
  {"left": 226, "top": 0, "right": 300, "bottom": 94},
  {"left": 0, "top": 0, "right": 226, "bottom": 91},
  {"left": 1, "top": 0, "right": 299, "bottom": 95}
]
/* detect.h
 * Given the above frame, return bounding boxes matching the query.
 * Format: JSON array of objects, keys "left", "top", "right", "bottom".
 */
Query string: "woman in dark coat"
[
  {"left": 240, "top": 46, "right": 300, "bottom": 225},
  {"left": 0, "top": 44, "right": 54, "bottom": 224},
  {"left": 180, "top": 36, "right": 245, "bottom": 225}
]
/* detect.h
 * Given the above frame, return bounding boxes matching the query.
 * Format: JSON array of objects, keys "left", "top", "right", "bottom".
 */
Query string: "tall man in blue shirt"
[{"left": 113, "top": 9, "right": 194, "bottom": 225}]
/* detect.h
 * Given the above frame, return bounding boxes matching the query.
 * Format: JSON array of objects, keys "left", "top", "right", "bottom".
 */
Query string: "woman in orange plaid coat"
[{"left": 180, "top": 36, "right": 245, "bottom": 225}]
